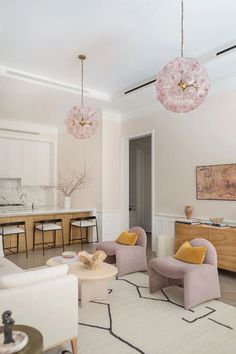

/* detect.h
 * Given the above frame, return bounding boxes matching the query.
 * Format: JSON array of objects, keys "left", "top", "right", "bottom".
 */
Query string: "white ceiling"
[{"left": 0, "top": 0, "right": 236, "bottom": 125}]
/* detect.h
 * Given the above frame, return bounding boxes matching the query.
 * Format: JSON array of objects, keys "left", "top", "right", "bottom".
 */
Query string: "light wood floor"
[{"left": 7, "top": 235, "right": 236, "bottom": 307}]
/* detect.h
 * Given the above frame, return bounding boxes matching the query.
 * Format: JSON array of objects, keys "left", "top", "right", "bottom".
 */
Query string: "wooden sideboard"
[{"left": 175, "top": 222, "right": 236, "bottom": 272}]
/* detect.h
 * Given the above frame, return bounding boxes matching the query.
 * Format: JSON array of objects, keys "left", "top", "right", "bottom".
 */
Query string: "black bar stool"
[
  {"left": 33, "top": 218, "right": 65, "bottom": 255},
  {"left": 69, "top": 216, "right": 99, "bottom": 249},
  {"left": 0, "top": 221, "right": 28, "bottom": 258}
]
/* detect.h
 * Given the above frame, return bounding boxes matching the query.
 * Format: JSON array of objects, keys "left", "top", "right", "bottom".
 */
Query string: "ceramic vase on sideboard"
[
  {"left": 64, "top": 196, "right": 71, "bottom": 209},
  {"left": 184, "top": 205, "right": 193, "bottom": 219}
]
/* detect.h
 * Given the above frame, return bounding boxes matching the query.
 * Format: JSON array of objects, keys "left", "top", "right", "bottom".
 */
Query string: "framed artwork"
[{"left": 196, "top": 163, "right": 236, "bottom": 200}]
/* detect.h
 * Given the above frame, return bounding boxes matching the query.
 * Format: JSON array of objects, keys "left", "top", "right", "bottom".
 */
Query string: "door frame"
[{"left": 120, "top": 129, "right": 155, "bottom": 250}]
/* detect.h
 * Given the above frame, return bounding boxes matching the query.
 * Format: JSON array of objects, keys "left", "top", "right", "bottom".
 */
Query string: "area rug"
[{"left": 47, "top": 272, "right": 236, "bottom": 354}]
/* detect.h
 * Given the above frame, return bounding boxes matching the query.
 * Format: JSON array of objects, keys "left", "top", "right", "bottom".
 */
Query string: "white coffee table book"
[{"left": 46, "top": 256, "right": 118, "bottom": 306}]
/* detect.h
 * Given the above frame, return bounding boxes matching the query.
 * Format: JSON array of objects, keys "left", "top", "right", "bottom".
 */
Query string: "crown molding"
[{"left": 0, "top": 64, "right": 112, "bottom": 102}]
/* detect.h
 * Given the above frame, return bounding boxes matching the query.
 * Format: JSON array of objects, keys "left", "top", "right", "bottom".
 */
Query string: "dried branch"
[{"left": 54, "top": 167, "right": 91, "bottom": 196}]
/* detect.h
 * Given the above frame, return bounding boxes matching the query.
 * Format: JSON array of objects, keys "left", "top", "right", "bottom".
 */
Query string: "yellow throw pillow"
[
  {"left": 116, "top": 231, "right": 138, "bottom": 246},
  {"left": 175, "top": 241, "right": 207, "bottom": 264}
]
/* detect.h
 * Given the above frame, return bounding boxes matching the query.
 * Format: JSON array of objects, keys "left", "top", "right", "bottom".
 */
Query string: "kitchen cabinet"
[{"left": 0, "top": 138, "right": 51, "bottom": 186}]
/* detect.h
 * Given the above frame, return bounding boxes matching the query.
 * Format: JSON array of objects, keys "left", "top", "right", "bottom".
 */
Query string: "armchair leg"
[{"left": 71, "top": 337, "right": 78, "bottom": 354}]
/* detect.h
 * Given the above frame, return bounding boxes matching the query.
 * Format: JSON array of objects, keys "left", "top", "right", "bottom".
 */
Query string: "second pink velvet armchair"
[
  {"left": 149, "top": 238, "right": 221, "bottom": 309},
  {"left": 96, "top": 226, "right": 148, "bottom": 277}
]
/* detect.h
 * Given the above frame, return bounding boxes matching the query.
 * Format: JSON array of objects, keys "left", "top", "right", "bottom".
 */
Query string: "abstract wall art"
[{"left": 196, "top": 163, "right": 236, "bottom": 200}]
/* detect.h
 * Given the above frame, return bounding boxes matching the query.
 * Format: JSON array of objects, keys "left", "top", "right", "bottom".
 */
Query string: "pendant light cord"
[
  {"left": 181, "top": 0, "right": 184, "bottom": 58},
  {"left": 81, "top": 57, "right": 84, "bottom": 107}
]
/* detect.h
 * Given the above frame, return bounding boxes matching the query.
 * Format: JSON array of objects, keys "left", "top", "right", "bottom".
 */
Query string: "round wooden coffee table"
[{"left": 46, "top": 257, "right": 118, "bottom": 306}]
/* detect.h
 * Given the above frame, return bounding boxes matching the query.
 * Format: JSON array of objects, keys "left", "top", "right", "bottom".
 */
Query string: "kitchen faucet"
[{"left": 20, "top": 193, "right": 28, "bottom": 210}]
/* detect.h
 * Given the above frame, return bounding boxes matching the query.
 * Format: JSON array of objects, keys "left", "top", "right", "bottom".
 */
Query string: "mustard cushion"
[
  {"left": 175, "top": 241, "right": 207, "bottom": 264},
  {"left": 116, "top": 231, "right": 138, "bottom": 246}
]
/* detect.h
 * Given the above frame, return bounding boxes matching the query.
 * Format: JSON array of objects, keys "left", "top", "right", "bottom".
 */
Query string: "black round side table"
[{"left": 0, "top": 325, "right": 43, "bottom": 354}]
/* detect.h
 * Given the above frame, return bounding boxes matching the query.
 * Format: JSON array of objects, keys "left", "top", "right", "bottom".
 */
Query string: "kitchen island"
[{"left": 0, "top": 207, "right": 95, "bottom": 252}]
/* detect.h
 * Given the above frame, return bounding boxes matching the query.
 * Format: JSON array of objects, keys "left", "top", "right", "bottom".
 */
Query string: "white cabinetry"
[
  {"left": 0, "top": 138, "right": 51, "bottom": 186},
  {"left": 22, "top": 141, "right": 50, "bottom": 186},
  {"left": 7, "top": 140, "right": 23, "bottom": 178}
]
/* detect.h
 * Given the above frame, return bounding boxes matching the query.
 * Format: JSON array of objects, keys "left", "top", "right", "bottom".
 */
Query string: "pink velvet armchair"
[
  {"left": 149, "top": 238, "right": 221, "bottom": 309},
  {"left": 96, "top": 226, "right": 148, "bottom": 277}
]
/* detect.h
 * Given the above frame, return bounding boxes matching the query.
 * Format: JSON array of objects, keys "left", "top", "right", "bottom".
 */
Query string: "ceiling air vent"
[{"left": 216, "top": 44, "right": 236, "bottom": 56}]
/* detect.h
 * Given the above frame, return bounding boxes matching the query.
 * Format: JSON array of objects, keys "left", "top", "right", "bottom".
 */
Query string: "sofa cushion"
[
  {"left": 0, "top": 258, "right": 23, "bottom": 277},
  {"left": 0, "top": 264, "right": 68, "bottom": 289}
]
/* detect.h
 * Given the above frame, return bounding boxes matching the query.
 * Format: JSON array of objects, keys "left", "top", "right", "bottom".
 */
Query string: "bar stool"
[
  {"left": 69, "top": 216, "right": 99, "bottom": 249},
  {"left": 0, "top": 221, "right": 28, "bottom": 258},
  {"left": 33, "top": 218, "right": 65, "bottom": 255}
]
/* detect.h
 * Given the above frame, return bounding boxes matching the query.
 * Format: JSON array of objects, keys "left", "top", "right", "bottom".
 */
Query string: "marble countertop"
[{"left": 0, "top": 206, "right": 95, "bottom": 218}]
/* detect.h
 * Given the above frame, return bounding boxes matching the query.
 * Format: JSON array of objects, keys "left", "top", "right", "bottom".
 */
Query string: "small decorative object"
[
  {"left": 65, "top": 54, "right": 98, "bottom": 139},
  {"left": 55, "top": 166, "right": 90, "bottom": 208},
  {"left": 78, "top": 250, "right": 107, "bottom": 270},
  {"left": 196, "top": 163, "right": 236, "bottom": 200},
  {"left": 62, "top": 251, "right": 77, "bottom": 258},
  {"left": 156, "top": 0, "right": 210, "bottom": 113},
  {"left": 184, "top": 205, "right": 193, "bottom": 219},
  {"left": 0, "top": 311, "right": 28, "bottom": 354},
  {"left": 209, "top": 217, "right": 224, "bottom": 225}
]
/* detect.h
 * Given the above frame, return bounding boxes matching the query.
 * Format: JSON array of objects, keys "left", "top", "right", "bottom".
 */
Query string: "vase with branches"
[{"left": 55, "top": 167, "right": 90, "bottom": 209}]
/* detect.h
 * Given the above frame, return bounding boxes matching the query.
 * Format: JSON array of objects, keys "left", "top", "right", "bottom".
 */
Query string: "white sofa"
[{"left": 0, "top": 236, "right": 78, "bottom": 354}]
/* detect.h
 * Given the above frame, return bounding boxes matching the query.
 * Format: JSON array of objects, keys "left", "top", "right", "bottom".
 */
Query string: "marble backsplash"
[{"left": 0, "top": 178, "right": 54, "bottom": 207}]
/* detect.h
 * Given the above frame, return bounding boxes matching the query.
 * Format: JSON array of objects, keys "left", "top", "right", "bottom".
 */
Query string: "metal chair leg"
[
  {"left": 42, "top": 231, "right": 45, "bottom": 256},
  {"left": 69, "top": 224, "right": 73, "bottom": 245},
  {"left": 61, "top": 227, "right": 65, "bottom": 251},
  {"left": 24, "top": 229, "right": 28, "bottom": 258},
  {"left": 16, "top": 233, "right": 19, "bottom": 253},
  {"left": 54, "top": 230, "right": 56, "bottom": 248},
  {"left": 79, "top": 227, "right": 83, "bottom": 250},
  {"left": 95, "top": 221, "right": 99, "bottom": 243},
  {"left": 33, "top": 226, "right": 36, "bottom": 251}
]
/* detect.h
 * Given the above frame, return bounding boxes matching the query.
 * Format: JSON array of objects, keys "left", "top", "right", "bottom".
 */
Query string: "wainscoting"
[
  {"left": 152, "top": 214, "right": 177, "bottom": 251},
  {"left": 97, "top": 210, "right": 121, "bottom": 241}
]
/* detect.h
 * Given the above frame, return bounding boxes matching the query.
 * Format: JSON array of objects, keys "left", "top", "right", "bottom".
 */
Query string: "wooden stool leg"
[{"left": 70, "top": 337, "right": 78, "bottom": 354}]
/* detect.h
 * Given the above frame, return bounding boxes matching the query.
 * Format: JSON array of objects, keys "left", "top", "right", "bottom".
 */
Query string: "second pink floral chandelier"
[
  {"left": 65, "top": 55, "right": 98, "bottom": 139},
  {"left": 156, "top": 1, "right": 210, "bottom": 113}
]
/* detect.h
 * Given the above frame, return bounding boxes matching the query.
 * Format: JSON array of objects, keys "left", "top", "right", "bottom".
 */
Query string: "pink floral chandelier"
[
  {"left": 65, "top": 55, "right": 98, "bottom": 139},
  {"left": 156, "top": 1, "right": 210, "bottom": 113}
]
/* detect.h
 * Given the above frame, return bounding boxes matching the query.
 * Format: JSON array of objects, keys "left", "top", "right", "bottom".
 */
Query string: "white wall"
[
  {"left": 122, "top": 90, "right": 236, "bottom": 221},
  {"left": 57, "top": 109, "right": 122, "bottom": 240}
]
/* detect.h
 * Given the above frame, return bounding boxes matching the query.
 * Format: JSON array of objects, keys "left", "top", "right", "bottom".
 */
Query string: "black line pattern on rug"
[
  {"left": 208, "top": 318, "right": 233, "bottom": 330},
  {"left": 182, "top": 306, "right": 215, "bottom": 323},
  {"left": 118, "top": 277, "right": 233, "bottom": 330},
  {"left": 117, "top": 278, "right": 194, "bottom": 312},
  {"left": 79, "top": 300, "right": 145, "bottom": 354}
]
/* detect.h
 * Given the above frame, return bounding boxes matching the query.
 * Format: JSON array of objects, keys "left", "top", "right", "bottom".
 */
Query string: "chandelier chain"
[{"left": 181, "top": 0, "right": 184, "bottom": 58}]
